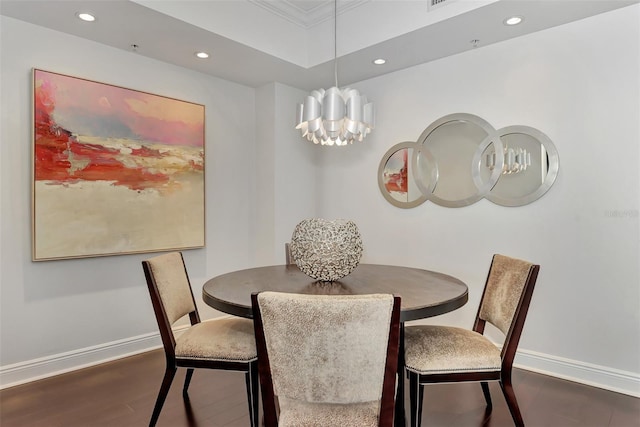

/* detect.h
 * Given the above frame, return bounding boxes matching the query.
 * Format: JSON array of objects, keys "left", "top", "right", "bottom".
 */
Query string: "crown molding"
[{"left": 248, "top": 0, "right": 370, "bottom": 28}]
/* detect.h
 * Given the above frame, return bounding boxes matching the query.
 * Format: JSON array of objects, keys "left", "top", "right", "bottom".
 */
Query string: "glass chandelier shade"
[{"left": 295, "top": 0, "right": 374, "bottom": 146}]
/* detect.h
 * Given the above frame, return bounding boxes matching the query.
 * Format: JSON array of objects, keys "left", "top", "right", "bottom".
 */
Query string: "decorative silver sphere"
[{"left": 290, "top": 218, "right": 363, "bottom": 282}]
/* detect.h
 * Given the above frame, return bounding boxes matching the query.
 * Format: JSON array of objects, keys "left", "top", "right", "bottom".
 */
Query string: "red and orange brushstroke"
[{"left": 34, "top": 72, "right": 203, "bottom": 191}]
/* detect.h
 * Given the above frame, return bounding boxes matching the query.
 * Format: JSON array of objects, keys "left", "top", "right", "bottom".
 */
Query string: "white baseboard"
[
  {"left": 2, "top": 332, "right": 639, "bottom": 398},
  {"left": 514, "top": 348, "right": 640, "bottom": 398},
  {"left": 0, "top": 332, "right": 162, "bottom": 390},
  {"left": 0, "top": 325, "right": 186, "bottom": 390}
]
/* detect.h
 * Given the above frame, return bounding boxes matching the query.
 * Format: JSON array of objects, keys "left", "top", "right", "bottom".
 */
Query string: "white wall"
[
  {"left": 273, "top": 83, "right": 320, "bottom": 260},
  {"left": 253, "top": 84, "right": 277, "bottom": 265},
  {"left": 0, "top": 16, "right": 257, "bottom": 372},
  {"left": 316, "top": 5, "right": 640, "bottom": 391},
  {"left": 253, "top": 83, "right": 318, "bottom": 266}
]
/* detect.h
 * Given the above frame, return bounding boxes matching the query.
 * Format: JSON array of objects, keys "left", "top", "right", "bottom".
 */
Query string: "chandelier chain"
[{"left": 334, "top": 0, "right": 338, "bottom": 88}]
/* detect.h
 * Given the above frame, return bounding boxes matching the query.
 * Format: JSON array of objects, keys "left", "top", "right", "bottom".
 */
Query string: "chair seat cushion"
[
  {"left": 278, "top": 397, "right": 380, "bottom": 427},
  {"left": 175, "top": 317, "right": 256, "bottom": 362},
  {"left": 404, "top": 325, "right": 501, "bottom": 375}
]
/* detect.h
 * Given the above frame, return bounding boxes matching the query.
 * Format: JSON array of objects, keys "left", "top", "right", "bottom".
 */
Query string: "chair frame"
[
  {"left": 407, "top": 256, "right": 540, "bottom": 427},
  {"left": 142, "top": 253, "right": 259, "bottom": 427},
  {"left": 285, "top": 242, "right": 293, "bottom": 265},
  {"left": 252, "top": 292, "right": 402, "bottom": 427}
]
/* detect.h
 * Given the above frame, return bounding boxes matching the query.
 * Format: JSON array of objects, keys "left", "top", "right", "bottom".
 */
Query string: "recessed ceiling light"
[
  {"left": 76, "top": 12, "right": 96, "bottom": 22},
  {"left": 373, "top": 58, "right": 386, "bottom": 65},
  {"left": 503, "top": 16, "right": 524, "bottom": 26},
  {"left": 195, "top": 52, "right": 209, "bottom": 59}
]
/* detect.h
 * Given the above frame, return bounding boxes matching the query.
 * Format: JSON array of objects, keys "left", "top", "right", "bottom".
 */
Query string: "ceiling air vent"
[{"left": 428, "top": 0, "right": 457, "bottom": 12}]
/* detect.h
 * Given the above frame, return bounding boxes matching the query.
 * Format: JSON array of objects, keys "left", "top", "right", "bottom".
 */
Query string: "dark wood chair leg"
[
  {"left": 395, "top": 323, "right": 406, "bottom": 427},
  {"left": 499, "top": 377, "right": 524, "bottom": 427},
  {"left": 150, "top": 366, "right": 177, "bottom": 427},
  {"left": 409, "top": 372, "right": 423, "bottom": 427},
  {"left": 418, "top": 382, "right": 424, "bottom": 427},
  {"left": 183, "top": 368, "right": 194, "bottom": 398},
  {"left": 481, "top": 381, "right": 492, "bottom": 410},
  {"left": 246, "top": 361, "right": 260, "bottom": 427}
]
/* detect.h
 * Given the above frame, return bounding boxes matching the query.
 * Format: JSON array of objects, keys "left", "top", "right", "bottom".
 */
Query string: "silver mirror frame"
[
  {"left": 413, "top": 113, "right": 503, "bottom": 208},
  {"left": 377, "top": 141, "right": 436, "bottom": 209},
  {"left": 478, "top": 125, "right": 560, "bottom": 207},
  {"left": 412, "top": 145, "right": 439, "bottom": 201}
]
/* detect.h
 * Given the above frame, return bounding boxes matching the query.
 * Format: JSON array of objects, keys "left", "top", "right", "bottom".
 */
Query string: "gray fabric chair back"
[
  {"left": 145, "top": 252, "right": 196, "bottom": 325},
  {"left": 478, "top": 254, "right": 535, "bottom": 336},
  {"left": 257, "top": 292, "right": 394, "bottom": 403}
]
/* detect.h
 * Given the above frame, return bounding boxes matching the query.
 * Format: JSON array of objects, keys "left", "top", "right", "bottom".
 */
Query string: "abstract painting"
[{"left": 32, "top": 69, "right": 205, "bottom": 260}]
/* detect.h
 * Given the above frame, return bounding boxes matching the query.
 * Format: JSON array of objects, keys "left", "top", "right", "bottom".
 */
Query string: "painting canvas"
[{"left": 33, "top": 69, "right": 205, "bottom": 260}]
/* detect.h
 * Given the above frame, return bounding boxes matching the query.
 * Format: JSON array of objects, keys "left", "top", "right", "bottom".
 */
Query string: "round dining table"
[{"left": 202, "top": 263, "right": 468, "bottom": 427}]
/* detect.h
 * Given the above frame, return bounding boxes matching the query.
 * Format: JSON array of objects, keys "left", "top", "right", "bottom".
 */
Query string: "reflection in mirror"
[
  {"left": 475, "top": 126, "right": 559, "bottom": 206},
  {"left": 412, "top": 146, "right": 438, "bottom": 199},
  {"left": 378, "top": 142, "right": 434, "bottom": 209},
  {"left": 415, "top": 113, "right": 503, "bottom": 207}
]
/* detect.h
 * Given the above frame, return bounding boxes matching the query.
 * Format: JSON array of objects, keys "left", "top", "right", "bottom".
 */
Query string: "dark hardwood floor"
[{"left": 1, "top": 349, "right": 638, "bottom": 426}]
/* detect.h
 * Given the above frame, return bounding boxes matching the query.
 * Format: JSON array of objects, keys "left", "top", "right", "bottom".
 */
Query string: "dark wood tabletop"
[{"left": 202, "top": 263, "right": 468, "bottom": 322}]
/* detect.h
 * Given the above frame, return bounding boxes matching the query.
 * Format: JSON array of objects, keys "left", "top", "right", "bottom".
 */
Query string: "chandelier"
[
  {"left": 295, "top": 0, "right": 374, "bottom": 146},
  {"left": 486, "top": 145, "right": 531, "bottom": 175}
]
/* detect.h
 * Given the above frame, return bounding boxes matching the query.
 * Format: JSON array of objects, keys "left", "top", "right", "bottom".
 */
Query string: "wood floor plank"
[{"left": 1, "top": 349, "right": 638, "bottom": 427}]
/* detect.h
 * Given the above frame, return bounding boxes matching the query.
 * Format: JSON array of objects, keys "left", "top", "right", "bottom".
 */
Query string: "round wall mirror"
[
  {"left": 474, "top": 125, "right": 559, "bottom": 206},
  {"left": 413, "top": 113, "right": 503, "bottom": 208}
]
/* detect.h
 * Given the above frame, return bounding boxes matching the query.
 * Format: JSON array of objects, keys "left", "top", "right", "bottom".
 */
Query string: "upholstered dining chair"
[
  {"left": 252, "top": 291, "right": 402, "bottom": 427},
  {"left": 142, "top": 252, "right": 259, "bottom": 427},
  {"left": 404, "top": 254, "right": 540, "bottom": 427}
]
